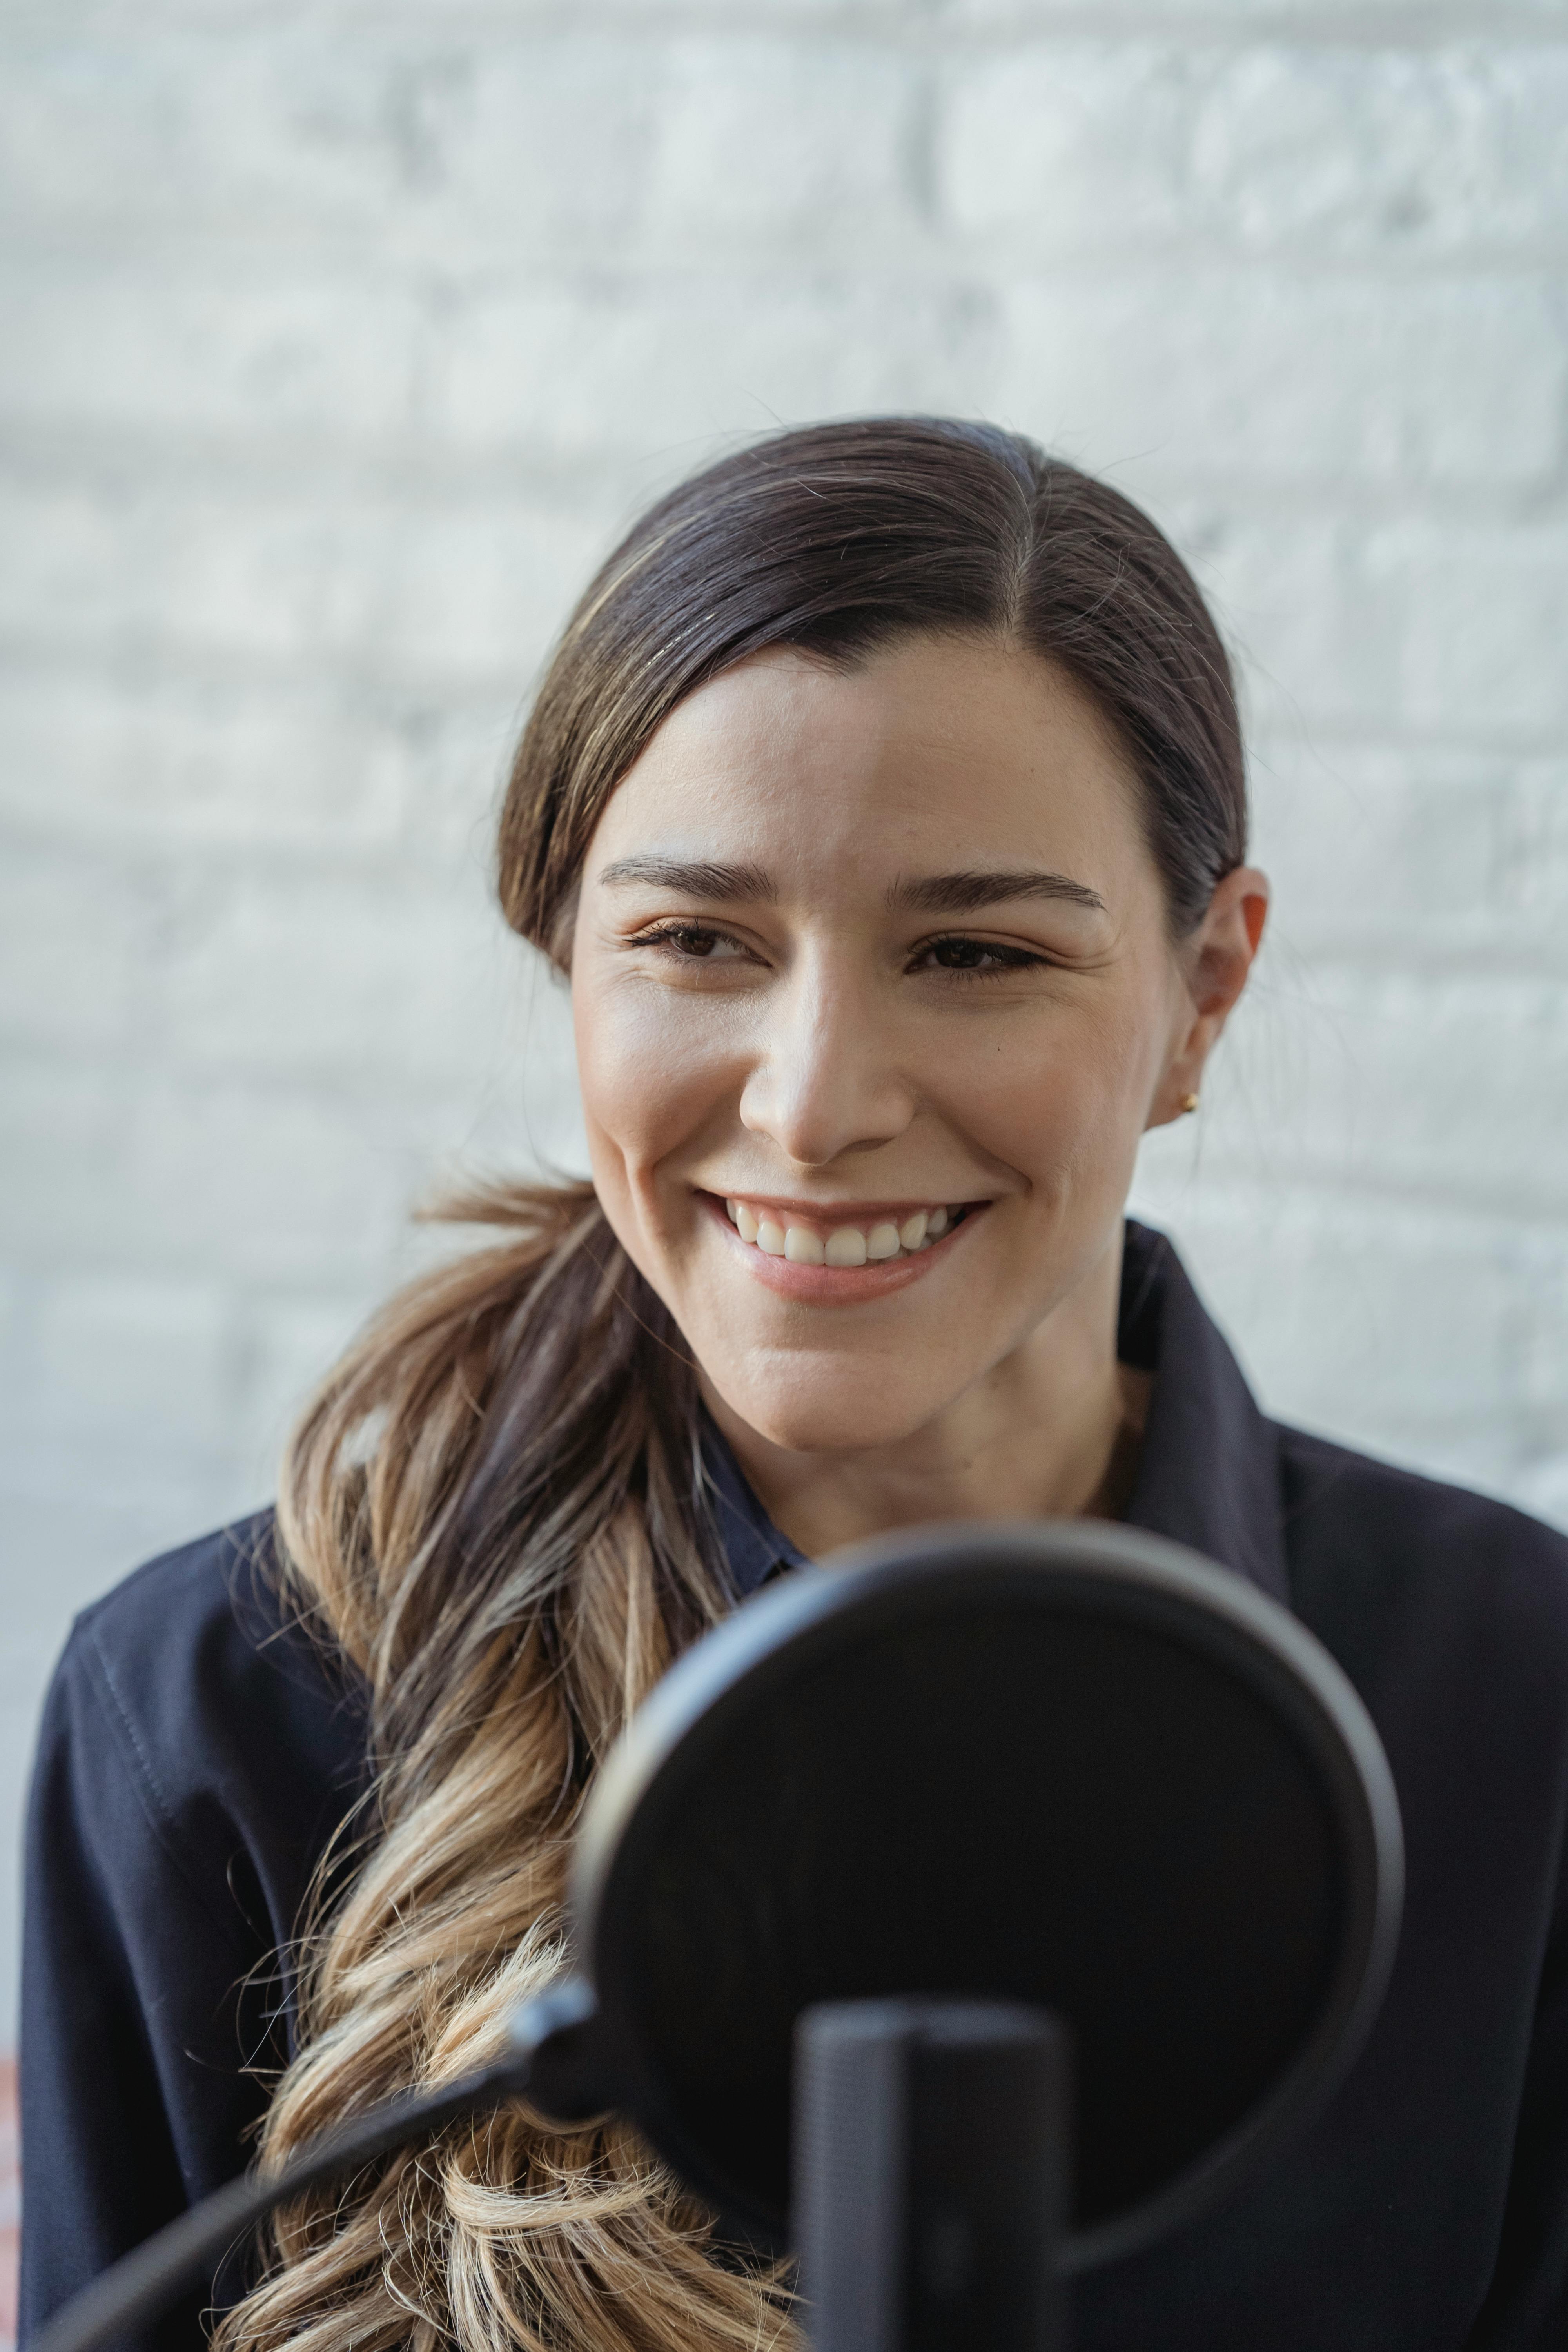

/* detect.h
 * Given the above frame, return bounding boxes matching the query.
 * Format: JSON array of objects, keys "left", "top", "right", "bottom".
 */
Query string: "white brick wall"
[{"left": 2, "top": 0, "right": 1565, "bottom": 2037}]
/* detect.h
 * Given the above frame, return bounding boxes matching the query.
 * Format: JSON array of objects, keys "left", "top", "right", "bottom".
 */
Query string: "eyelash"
[
  {"left": 627, "top": 922, "right": 1052, "bottom": 978},
  {"left": 915, "top": 935, "right": 1051, "bottom": 977},
  {"left": 630, "top": 922, "right": 748, "bottom": 960}
]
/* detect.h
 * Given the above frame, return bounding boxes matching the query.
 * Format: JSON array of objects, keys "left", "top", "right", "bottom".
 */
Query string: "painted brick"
[
  {"left": 477, "top": 942, "right": 590, "bottom": 1174},
  {"left": 430, "top": 273, "right": 993, "bottom": 457},
  {"left": 393, "top": 693, "right": 533, "bottom": 859},
  {"left": 1190, "top": 45, "right": 1568, "bottom": 254},
  {"left": 122, "top": 1078, "right": 457, "bottom": 1284},
  {"left": 350, "top": 35, "right": 662, "bottom": 252},
  {"left": 941, "top": 42, "right": 1568, "bottom": 255},
  {"left": 0, "top": 670, "right": 412, "bottom": 851},
  {"left": 370, "top": 502, "right": 620, "bottom": 685},
  {"left": 0, "top": 30, "right": 920, "bottom": 257},
  {"left": 1502, "top": 764, "right": 1568, "bottom": 933},
  {"left": 949, "top": 0, "right": 1568, "bottom": 18},
  {"left": 986, "top": 272, "right": 1564, "bottom": 490},
  {"left": 0, "top": 31, "right": 655, "bottom": 249},
  {"left": 940, "top": 44, "right": 1209, "bottom": 252},
  {"left": 644, "top": 39, "right": 919, "bottom": 252},
  {"left": 31, "top": 1274, "right": 236, "bottom": 1450},
  {"left": 0, "top": 481, "right": 610, "bottom": 688},
  {"left": 0, "top": 1062, "right": 140, "bottom": 1273},
  {"left": 234, "top": 1287, "right": 379, "bottom": 1488},
  {"left": 615, "top": 0, "right": 911, "bottom": 15},
  {"left": 1171, "top": 511, "right": 1568, "bottom": 742},
  {"left": 1125, "top": 1176, "right": 1522, "bottom": 1436},
  {"left": 158, "top": 866, "right": 519, "bottom": 1084},
  {"left": 1248, "top": 743, "right": 1568, "bottom": 967},
  {"left": 0, "top": 1058, "right": 409, "bottom": 1282},
  {"left": 1191, "top": 966, "right": 1568, "bottom": 1220},
  {"left": 1519, "top": 1232, "right": 1568, "bottom": 1423},
  {"left": 1370, "top": 522, "right": 1568, "bottom": 741},
  {"left": 0, "top": 844, "right": 162, "bottom": 1052},
  {"left": 1126, "top": 1161, "right": 1568, "bottom": 1499},
  {"left": 0, "top": 33, "right": 363, "bottom": 227},
  {"left": 1167, "top": 508, "right": 1390, "bottom": 735},
  {"left": 0, "top": 257, "right": 422, "bottom": 443}
]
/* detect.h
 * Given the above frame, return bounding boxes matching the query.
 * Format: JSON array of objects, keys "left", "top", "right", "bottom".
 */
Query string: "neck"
[{"left": 707, "top": 1230, "right": 1148, "bottom": 1561}]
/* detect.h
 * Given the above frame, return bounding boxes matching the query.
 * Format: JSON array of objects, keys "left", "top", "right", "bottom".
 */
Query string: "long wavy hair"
[{"left": 217, "top": 420, "right": 1247, "bottom": 2352}]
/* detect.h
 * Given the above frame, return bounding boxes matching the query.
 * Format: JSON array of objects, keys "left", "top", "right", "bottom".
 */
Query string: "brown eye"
[
  {"left": 636, "top": 923, "right": 751, "bottom": 962},
  {"left": 917, "top": 936, "right": 1044, "bottom": 975}
]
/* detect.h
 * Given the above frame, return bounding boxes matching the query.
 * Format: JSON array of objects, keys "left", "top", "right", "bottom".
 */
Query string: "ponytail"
[{"left": 218, "top": 1183, "right": 796, "bottom": 2352}]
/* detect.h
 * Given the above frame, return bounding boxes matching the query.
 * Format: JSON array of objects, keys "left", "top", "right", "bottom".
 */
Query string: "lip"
[{"left": 700, "top": 1190, "right": 986, "bottom": 1305}]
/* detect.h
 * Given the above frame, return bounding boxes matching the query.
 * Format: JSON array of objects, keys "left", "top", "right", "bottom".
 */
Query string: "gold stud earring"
[{"left": 1181, "top": 1093, "right": 1201, "bottom": 1115}]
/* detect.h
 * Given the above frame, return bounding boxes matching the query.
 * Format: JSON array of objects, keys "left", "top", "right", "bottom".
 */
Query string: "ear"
[{"left": 1147, "top": 866, "right": 1270, "bottom": 1131}]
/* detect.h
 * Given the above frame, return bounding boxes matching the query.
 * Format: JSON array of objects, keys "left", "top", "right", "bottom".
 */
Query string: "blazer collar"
[{"left": 1118, "top": 1221, "right": 1289, "bottom": 1604}]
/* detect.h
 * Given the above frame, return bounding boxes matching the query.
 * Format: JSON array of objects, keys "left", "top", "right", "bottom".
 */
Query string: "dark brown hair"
[
  {"left": 224, "top": 422, "right": 1247, "bottom": 2352},
  {"left": 501, "top": 417, "right": 1246, "bottom": 956}
]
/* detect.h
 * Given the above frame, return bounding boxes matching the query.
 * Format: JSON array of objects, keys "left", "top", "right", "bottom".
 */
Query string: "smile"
[{"left": 721, "top": 1196, "right": 973, "bottom": 1266}]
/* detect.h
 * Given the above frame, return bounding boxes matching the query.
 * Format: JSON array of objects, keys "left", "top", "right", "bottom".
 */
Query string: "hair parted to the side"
[{"left": 220, "top": 421, "right": 1247, "bottom": 2352}]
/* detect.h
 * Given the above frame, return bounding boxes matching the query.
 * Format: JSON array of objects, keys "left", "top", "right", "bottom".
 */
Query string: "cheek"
[
  {"left": 938, "top": 989, "right": 1163, "bottom": 1186},
  {"left": 572, "top": 972, "right": 739, "bottom": 1175}
]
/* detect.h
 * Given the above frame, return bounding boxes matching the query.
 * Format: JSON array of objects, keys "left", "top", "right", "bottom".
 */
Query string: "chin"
[{"left": 714, "top": 1361, "right": 954, "bottom": 1459}]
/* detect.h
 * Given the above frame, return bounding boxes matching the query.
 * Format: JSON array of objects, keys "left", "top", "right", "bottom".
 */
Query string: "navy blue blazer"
[{"left": 20, "top": 1224, "right": 1568, "bottom": 2348}]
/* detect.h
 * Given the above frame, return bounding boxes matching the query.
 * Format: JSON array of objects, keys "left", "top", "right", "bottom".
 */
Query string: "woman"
[{"left": 21, "top": 420, "right": 1568, "bottom": 2351}]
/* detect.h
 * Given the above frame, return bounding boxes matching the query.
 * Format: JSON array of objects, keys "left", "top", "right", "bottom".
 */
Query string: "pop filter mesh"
[{"left": 593, "top": 1585, "right": 1341, "bottom": 2235}]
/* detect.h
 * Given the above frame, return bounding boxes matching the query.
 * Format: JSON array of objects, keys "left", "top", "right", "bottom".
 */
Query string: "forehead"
[{"left": 587, "top": 635, "right": 1151, "bottom": 885}]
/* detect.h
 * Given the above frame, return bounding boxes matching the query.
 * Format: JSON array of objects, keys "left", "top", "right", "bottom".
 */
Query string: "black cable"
[{"left": 29, "top": 2058, "right": 526, "bottom": 2352}]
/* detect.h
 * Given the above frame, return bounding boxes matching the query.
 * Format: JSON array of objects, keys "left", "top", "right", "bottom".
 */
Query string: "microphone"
[
  {"left": 32, "top": 1520, "right": 1403, "bottom": 2352},
  {"left": 795, "top": 1998, "right": 1072, "bottom": 2352}
]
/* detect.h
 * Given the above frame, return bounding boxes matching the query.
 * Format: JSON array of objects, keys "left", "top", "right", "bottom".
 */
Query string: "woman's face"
[{"left": 570, "top": 633, "right": 1258, "bottom": 1456}]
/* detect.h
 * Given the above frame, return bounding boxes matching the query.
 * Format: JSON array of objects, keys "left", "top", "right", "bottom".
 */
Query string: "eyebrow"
[
  {"left": 885, "top": 869, "right": 1107, "bottom": 916},
  {"left": 596, "top": 856, "right": 1106, "bottom": 916},
  {"left": 597, "top": 857, "right": 776, "bottom": 900}
]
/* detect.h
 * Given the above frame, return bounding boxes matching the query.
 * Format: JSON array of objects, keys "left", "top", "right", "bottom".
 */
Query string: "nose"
[{"left": 737, "top": 960, "right": 916, "bottom": 1169}]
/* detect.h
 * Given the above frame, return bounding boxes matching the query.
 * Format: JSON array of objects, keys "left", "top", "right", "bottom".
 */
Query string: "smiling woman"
[
  {"left": 20, "top": 423, "right": 1568, "bottom": 2352},
  {"left": 570, "top": 632, "right": 1263, "bottom": 1544}
]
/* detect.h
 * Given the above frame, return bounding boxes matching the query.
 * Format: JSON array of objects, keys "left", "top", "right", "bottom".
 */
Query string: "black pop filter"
[
  {"left": 561, "top": 1519, "right": 1403, "bottom": 2267},
  {"left": 34, "top": 1519, "right": 1404, "bottom": 2352}
]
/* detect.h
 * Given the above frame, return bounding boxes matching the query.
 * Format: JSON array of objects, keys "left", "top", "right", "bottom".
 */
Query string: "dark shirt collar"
[
  {"left": 700, "top": 1419, "right": 810, "bottom": 1598},
  {"left": 1117, "top": 1221, "right": 1289, "bottom": 1604},
  {"left": 701, "top": 1219, "right": 1288, "bottom": 1608}
]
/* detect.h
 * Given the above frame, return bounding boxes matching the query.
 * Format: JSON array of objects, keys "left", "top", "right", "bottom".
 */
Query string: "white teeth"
[{"left": 724, "top": 1199, "right": 966, "bottom": 1267}]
